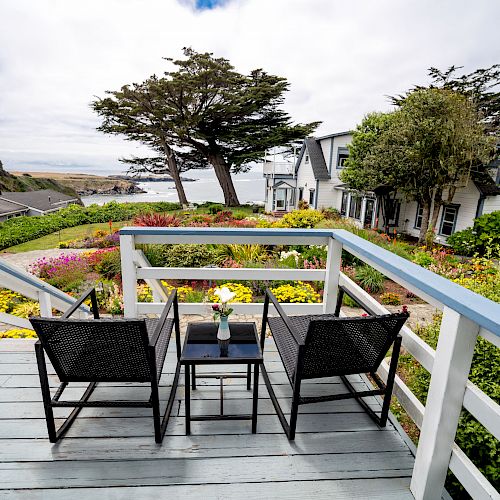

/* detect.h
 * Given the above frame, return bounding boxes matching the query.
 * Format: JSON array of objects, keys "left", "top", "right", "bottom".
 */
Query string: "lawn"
[{"left": 1, "top": 221, "right": 131, "bottom": 253}]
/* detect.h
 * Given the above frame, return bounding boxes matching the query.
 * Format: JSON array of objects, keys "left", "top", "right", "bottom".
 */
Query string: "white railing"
[
  {"left": 263, "top": 161, "right": 295, "bottom": 176},
  {"left": 120, "top": 227, "right": 500, "bottom": 500},
  {"left": 0, "top": 257, "right": 90, "bottom": 328}
]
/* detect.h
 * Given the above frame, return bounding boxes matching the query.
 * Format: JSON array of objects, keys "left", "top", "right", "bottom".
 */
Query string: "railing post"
[
  {"left": 38, "top": 292, "right": 52, "bottom": 317},
  {"left": 120, "top": 234, "right": 137, "bottom": 318},
  {"left": 323, "top": 235, "right": 342, "bottom": 313},
  {"left": 411, "top": 307, "right": 479, "bottom": 499}
]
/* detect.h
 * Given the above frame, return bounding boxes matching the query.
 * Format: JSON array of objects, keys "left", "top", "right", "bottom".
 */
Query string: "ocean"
[{"left": 80, "top": 167, "right": 266, "bottom": 206}]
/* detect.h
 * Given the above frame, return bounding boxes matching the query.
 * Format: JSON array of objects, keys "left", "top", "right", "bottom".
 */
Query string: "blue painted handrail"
[{"left": 120, "top": 226, "right": 500, "bottom": 336}]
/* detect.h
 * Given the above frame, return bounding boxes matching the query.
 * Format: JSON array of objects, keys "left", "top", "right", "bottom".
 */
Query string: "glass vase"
[{"left": 217, "top": 315, "right": 231, "bottom": 341}]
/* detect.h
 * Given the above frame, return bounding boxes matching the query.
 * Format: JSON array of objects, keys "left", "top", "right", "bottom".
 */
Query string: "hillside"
[
  {"left": 10, "top": 171, "right": 144, "bottom": 196},
  {"left": 0, "top": 163, "right": 80, "bottom": 199}
]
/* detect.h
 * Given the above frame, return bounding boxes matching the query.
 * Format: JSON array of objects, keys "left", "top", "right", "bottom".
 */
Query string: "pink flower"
[{"left": 212, "top": 304, "right": 220, "bottom": 312}]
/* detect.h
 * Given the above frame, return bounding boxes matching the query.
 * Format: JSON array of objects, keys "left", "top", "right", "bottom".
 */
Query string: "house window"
[
  {"left": 439, "top": 205, "right": 459, "bottom": 236},
  {"left": 414, "top": 204, "right": 424, "bottom": 229},
  {"left": 309, "top": 189, "right": 315, "bottom": 206},
  {"left": 388, "top": 201, "right": 401, "bottom": 226},
  {"left": 337, "top": 148, "right": 349, "bottom": 169},
  {"left": 305, "top": 154, "right": 309, "bottom": 164},
  {"left": 340, "top": 192, "right": 348, "bottom": 215},
  {"left": 298, "top": 187, "right": 304, "bottom": 201},
  {"left": 337, "top": 154, "right": 348, "bottom": 169},
  {"left": 349, "top": 196, "right": 361, "bottom": 220}
]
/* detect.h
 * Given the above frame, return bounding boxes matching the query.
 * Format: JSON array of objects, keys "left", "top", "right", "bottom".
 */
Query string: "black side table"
[{"left": 180, "top": 322, "right": 263, "bottom": 435}]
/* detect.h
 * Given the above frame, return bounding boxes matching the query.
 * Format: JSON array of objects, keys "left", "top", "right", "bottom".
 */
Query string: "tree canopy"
[
  {"left": 342, "top": 88, "right": 495, "bottom": 242},
  {"left": 93, "top": 48, "right": 319, "bottom": 206}
]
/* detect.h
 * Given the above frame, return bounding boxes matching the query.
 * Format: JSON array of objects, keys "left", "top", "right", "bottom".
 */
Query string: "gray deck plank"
[
  {"left": 0, "top": 430, "right": 408, "bottom": 461},
  {"left": 0, "top": 339, "right": 415, "bottom": 497},
  {"left": 0, "top": 452, "right": 414, "bottom": 489},
  {"left": 1, "top": 478, "right": 414, "bottom": 499}
]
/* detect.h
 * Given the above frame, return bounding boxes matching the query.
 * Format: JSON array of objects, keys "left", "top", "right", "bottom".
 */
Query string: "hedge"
[{"left": 0, "top": 201, "right": 180, "bottom": 250}]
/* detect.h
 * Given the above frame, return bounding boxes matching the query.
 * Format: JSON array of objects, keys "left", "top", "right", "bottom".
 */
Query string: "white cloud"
[{"left": 0, "top": 0, "right": 498, "bottom": 173}]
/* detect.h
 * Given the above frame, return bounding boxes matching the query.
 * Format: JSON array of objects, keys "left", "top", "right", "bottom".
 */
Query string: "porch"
[{"left": 0, "top": 227, "right": 498, "bottom": 499}]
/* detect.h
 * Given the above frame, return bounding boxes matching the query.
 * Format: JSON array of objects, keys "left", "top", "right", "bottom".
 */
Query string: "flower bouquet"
[{"left": 211, "top": 286, "right": 235, "bottom": 341}]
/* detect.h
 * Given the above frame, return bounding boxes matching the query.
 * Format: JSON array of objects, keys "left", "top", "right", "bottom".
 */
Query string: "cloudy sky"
[{"left": 0, "top": 0, "right": 499, "bottom": 174}]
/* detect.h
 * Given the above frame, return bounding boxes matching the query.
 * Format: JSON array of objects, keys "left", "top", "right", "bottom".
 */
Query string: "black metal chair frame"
[
  {"left": 32, "top": 287, "right": 181, "bottom": 444},
  {"left": 260, "top": 287, "right": 405, "bottom": 440}
]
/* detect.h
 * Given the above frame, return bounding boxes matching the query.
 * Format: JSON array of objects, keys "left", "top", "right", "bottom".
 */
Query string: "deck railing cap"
[
  {"left": 332, "top": 229, "right": 500, "bottom": 337},
  {"left": 120, "top": 226, "right": 499, "bottom": 336}
]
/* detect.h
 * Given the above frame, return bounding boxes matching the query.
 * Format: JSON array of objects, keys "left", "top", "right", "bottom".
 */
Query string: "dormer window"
[{"left": 337, "top": 153, "right": 348, "bottom": 169}]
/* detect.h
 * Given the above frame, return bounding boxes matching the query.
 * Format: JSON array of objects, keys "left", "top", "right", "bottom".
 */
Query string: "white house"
[{"left": 263, "top": 132, "right": 500, "bottom": 241}]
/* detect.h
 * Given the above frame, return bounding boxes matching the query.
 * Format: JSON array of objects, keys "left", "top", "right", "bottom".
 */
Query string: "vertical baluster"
[
  {"left": 411, "top": 307, "right": 479, "bottom": 499},
  {"left": 323, "top": 236, "right": 342, "bottom": 313},
  {"left": 120, "top": 234, "right": 137, "bottom": 318}
]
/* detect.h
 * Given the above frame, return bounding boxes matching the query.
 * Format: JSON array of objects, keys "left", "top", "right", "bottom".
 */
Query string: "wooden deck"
[{"left": 0, "top": 336, "right": 415, "bottom": 499}]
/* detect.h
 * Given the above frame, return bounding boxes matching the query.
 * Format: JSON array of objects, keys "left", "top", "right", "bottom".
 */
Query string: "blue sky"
[
  {"left": 0, "top": 0, "right": 499, "bottom": 174},
  {"left": 194, "top": 0, "right": 227, "bottom": 10}
]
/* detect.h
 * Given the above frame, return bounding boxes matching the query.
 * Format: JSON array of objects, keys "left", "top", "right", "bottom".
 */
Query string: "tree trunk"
[
  {"left": 163, "top": 144, "right": 188, "bottom": 207},
  {"left": 418, "top": 201, "right": 431, "bottom": 244},
  {"left": 208, "top": 153, "right": 240, "bottom": 206},
  {"left": 427, "top": 188, "right": 444, "bottom": 244}
]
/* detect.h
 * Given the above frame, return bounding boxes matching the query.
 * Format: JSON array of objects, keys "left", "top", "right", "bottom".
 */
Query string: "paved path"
[{"left": 0, "top": 249, "right": 88, "bottom": 271}]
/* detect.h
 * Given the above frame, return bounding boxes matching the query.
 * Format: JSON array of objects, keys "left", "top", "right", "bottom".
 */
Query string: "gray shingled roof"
[
  {"left": 295, "top": 137, "right": 330, "bottom": 180},
  {"left": 472, "top": 170, "right": 500, "bottom": 196},
  {"left": 0, "top": 189, "right": 78, "bottom": 212},
  {"left": 0, "top": 199, "right": 28, "bottom": 216}
]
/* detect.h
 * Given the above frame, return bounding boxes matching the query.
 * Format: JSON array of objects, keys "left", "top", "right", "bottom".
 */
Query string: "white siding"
[
  {"left": 402, "top": 182, "right": 481, "bottom": 242},
  {"left": 295, "top": 150, "right": 317, "bottom": 207},
  {"left": 316, "top": 180, "right": 340, "bottom": 209},
  {"left": 329, "top": 135, "right": 351, "bottom": 183},
  {"left": 483, "top": 195, "right": 500, "bottom": 214}
]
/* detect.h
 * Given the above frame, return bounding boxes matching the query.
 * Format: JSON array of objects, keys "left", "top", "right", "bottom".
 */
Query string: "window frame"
[
  {"left": 340, "top": 191, "right": 348, "bottom": 216},
  {"left": 439, "top": 204, "right": 460, "bottom": 237},
  {"left": 414, "top": 203, "right": 424, "bottom": 229},
  {"left": 309, "top": 189, "right": 315, "bottom": 206},
  {"left": 336, "top": 148, "right": 349, "bottom": 170}
]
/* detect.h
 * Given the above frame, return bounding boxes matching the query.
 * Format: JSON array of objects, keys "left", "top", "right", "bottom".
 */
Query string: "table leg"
[
  {"left": 247, "top": 364, "right": 251, "bottom": 390},
  {"left": 192, "top": 365, "right": 196, "bottom": 390},
  {"left": 252, "top": 364, "right": 260, "bottom": 434},
  {"left": 185, "top": 364, "right": 191, "bottom": 435}
]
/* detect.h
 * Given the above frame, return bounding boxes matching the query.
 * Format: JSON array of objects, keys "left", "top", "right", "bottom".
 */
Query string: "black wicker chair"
[
  {"left": 29, "top": 287, "right": 181, "bottom": 444},
  {"left": 260, "top": 287, "right": 409, "bottom": 440}
]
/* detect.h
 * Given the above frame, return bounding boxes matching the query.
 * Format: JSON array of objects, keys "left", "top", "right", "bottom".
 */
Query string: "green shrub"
[
  {"left": 447, "top": 227, "right": 477, "bottom": 256},
  {"left": 274, "top": 209, "right": 324, "bottom": 228},
  {"left": 207, "top": 204, "right": 224, "bottom": 215},
  {"left": 355, "top": 265, "right": 385, "bottom": 293},
  {"left": 380, "top": 292, "right": 402, "bottom": 305},
  {"left": 141, "top": 245, "right": 166, "bottom": 267},
  {"left": 448, "top": 211, "right": 500, "bottom": 257},
  {"left": 412, "top": 251, "right": 435, "bottom": 267},
  {"left": 162, "top": 244, "right": 220, "bottom": 267},
  {"left": 0, "top": 201, "right": 180, "bottom": 250},
  {"left": 94, "top": 249, "right": 122, "bottom": 279}
]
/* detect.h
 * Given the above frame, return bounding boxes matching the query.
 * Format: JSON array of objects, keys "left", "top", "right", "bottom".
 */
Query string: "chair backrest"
[
  {"left": 301, "top": 313, "right": 408, "bottom": 379},
  {"left": 30, "top": 317, "right": 153, "bottom": 382}
]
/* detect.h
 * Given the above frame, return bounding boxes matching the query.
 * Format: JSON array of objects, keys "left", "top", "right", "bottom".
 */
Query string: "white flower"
[
  {"left": 279, "top": 250, "right": 300, "bottom": 263},
  {"left": 214, "top": 286, "right": 236, "bottom": 304}
]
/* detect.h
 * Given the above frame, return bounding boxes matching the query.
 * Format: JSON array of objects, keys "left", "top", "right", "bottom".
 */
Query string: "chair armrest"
[
  {"left": 265, "top": 289, "right": 304, "bottom": 346},
  {"left": 62, "top": 286, "right": 99, "bottom": 319},
  {"left": 149, "top": 289, "right": 177, "bottom": 348}
]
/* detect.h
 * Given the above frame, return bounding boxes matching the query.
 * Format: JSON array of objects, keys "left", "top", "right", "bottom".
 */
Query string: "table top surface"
[{"left": 181, "top": 322, "right": 263, "bottom": 364}]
